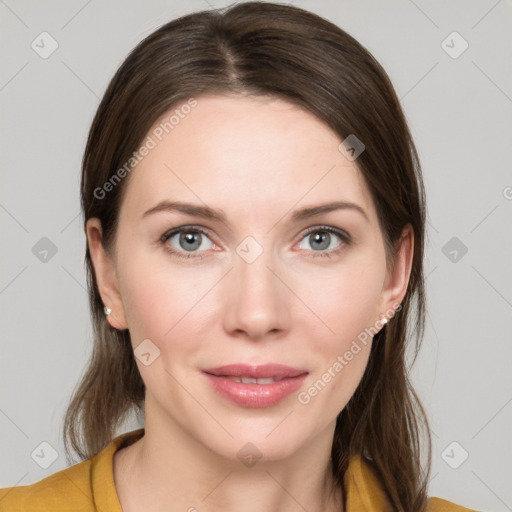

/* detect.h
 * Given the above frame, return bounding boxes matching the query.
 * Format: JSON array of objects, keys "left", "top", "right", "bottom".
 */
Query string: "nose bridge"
[
  {"left": 236, "top": 244, "right": 274, "bottom": 295},
  {"left": 223, "top": 236, "right": 289, "bottom": 338}
]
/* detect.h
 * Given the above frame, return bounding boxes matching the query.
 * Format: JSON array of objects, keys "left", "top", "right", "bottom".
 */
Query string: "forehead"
[{"left": 121, "top": 94, "right": 376, "bottom": 224}]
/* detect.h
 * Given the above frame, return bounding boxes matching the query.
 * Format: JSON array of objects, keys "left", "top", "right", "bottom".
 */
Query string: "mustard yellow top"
[{"left": 0, "top": 428, "right": 477, "bottom": 511}]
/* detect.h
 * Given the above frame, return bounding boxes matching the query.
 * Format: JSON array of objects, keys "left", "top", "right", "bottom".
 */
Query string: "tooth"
[
  {"left": 222, "top": 376, "right": 279, "bottom": 384},
  {"left": 255, "top": 378, "right": 275, "bottom": 384}
]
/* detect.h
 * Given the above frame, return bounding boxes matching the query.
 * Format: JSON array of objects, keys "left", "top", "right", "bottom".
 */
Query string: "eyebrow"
[{"left": 142, "top": 200, "right": 369, "bottom": 223}]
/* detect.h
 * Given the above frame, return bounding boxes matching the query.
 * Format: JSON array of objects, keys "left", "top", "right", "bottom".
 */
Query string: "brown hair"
[{"left": 64, "top": 2, "right": 431, "bottom": 510}]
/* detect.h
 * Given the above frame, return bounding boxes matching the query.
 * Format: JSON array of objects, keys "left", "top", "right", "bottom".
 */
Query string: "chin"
[{"left": 198, "top": 423, "right": 307, "bottom": 465}]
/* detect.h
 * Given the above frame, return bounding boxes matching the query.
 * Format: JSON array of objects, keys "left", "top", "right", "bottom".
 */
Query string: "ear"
[
  {"left": 86, "top": 218, "right": 128, "bottom": 330},
  {"left": 376, "top": 223, "right": 414, "bottom": 325}
]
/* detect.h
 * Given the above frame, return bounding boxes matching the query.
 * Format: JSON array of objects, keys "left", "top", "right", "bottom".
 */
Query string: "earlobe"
[{"left": 85, "top": 218, "right": 128, "bottom": 330}]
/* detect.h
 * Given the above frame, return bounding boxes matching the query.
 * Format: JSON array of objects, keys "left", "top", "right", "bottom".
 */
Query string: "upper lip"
[{"left": 202, "top": 363, "right": 308, "bottom": 379}]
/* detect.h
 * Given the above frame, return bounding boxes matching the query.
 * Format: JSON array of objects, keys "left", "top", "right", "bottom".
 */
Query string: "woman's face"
[{"left": 88, "top": 93, "right": 411, "bottom": 462}]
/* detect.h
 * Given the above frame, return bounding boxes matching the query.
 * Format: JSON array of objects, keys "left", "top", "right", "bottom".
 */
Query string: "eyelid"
[
  {"left": 300, "top": 224, "right": 351, "bottom": 241},
  {"left": 160, "top": 225, "right": 214, "bottom": 243}
]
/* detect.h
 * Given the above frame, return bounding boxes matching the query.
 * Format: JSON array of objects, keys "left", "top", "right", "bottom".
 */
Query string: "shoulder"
[
  {"left": 0, "top": 458, "right": 93, "bottom": 512},
  {"left": 426, "top": 496, "right": 481, "bottom": 511},
  {"left": 0, "top": 428, "right": 144, "bottom": 512},
  {"left": 346, "top": 454, "right": 479, "bottom": 512}
]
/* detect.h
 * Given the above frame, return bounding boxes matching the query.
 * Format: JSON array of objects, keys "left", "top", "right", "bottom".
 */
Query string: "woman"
[{"left": 0, "top": 2, "right": 477, "bottom": 511}]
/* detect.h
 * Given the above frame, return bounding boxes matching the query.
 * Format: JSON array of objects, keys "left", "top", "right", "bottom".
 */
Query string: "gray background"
[{"left": 1, "top": 1, "right": 511, "bottom": 510}]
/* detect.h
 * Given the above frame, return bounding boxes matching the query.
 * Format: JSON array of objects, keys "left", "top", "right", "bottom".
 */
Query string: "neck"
[{"left": 114, "top": 408, "right": 343, "bottom": 512}]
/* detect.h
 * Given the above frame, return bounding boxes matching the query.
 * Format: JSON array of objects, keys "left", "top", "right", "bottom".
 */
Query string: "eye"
[
  {"left": 297, "top": 226, "right": 351, "bottom": 258},
  {"left": 160, "top": 226, "right": 214, "bottom": 259},
  {"left": 160, "top": 224, "right": 351, "bottom": 261}
]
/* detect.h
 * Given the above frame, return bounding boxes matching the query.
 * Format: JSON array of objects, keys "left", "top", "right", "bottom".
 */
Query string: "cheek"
[
  {"left": 116, "top": 239, "right": 206, "bottom": 345},
  {"left": 117, "top": 262, "right": 211, "bottom": 398},
  {"left": 295, "top": 279, "right": 376, "bottom": 416},
  {"left": 292, "top": 255, "right": 383, "bottom": 408},
  {"left": 295, "top": 256, "right": 385, "bottom": 345}
]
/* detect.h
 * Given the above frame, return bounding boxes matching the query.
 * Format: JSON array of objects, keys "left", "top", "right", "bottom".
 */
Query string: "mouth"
[{"left": 201, "top": 363, "right": 309, "bottom": 408}]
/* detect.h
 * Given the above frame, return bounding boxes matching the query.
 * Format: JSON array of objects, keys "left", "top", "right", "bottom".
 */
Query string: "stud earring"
[
  {"left": 381, "top": 316, "right": 388, "bottom": 325},
  {"left": 104, "top": 306, "right": 112, "bottom": 316}
]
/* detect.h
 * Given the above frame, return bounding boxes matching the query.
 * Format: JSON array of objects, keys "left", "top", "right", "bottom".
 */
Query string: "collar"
[
  {"left": 92, "top": 428, "right": 391, "bottom": 511},
  {"left": 343, "top": 453, "right": 393, "bottom": 510}
]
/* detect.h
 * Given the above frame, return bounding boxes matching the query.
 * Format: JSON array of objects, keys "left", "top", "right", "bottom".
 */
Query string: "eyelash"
[{"left": 159, "top": 225, "right": 352, "bottom": 260}]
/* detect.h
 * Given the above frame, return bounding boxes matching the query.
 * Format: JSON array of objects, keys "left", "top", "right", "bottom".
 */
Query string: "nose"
[{"left": 222, "top": 245, "right": 291, "bottom": 341}]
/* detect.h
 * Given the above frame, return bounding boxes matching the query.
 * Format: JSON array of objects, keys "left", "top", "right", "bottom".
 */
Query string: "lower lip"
[{"left": 203, "top": 372, "right": 308, "bottom": 408}]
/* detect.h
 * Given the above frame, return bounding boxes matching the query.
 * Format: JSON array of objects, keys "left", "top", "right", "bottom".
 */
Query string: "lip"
[{"left": 202, "top": 364, "right": 308, "bottom": 409}]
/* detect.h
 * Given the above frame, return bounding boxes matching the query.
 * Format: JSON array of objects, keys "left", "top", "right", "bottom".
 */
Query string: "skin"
[{"left": 86, "top": 93, "right": 413, "bottom": 512}]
